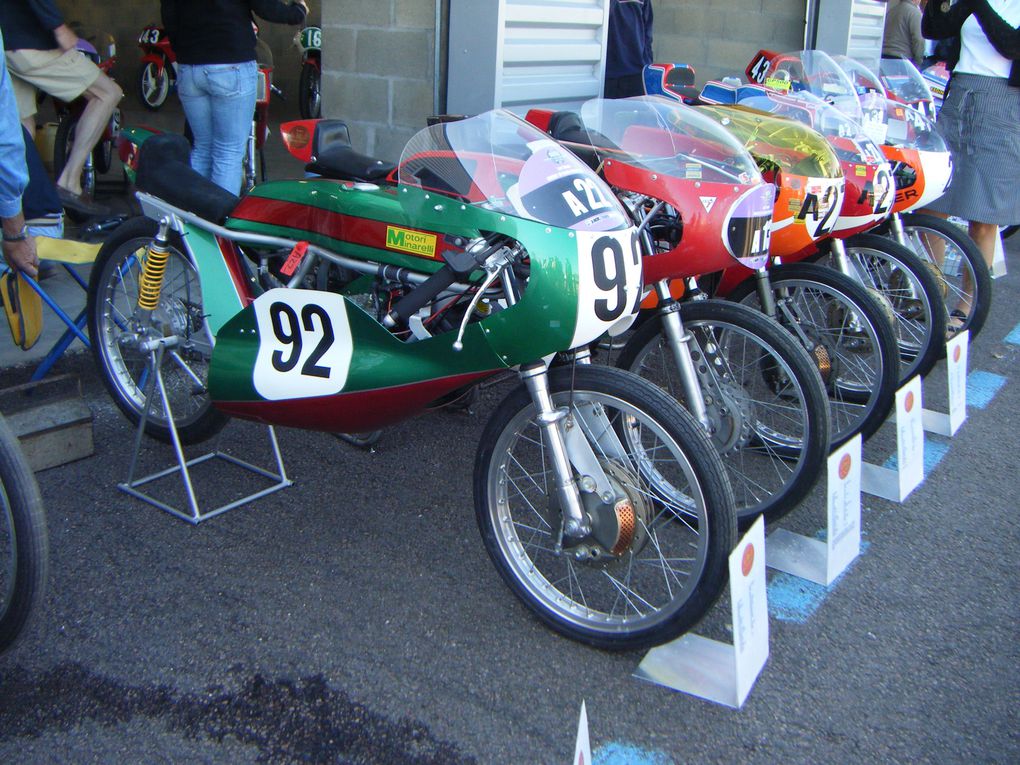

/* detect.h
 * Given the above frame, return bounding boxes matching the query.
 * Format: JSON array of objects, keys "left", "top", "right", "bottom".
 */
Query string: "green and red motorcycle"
[{"left": 87, "top": 110, "right": 737, "bottom": 650}]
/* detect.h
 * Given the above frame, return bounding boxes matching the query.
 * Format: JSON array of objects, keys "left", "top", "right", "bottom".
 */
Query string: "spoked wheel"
[
  {"left": 475, "top": 365, "right": 736, "bottom": 651},
  {"left": 835, "top": 234, "right": 947, "bottom": 383},
  {"left": 886, "top": 213, "right": 992, "bottom": 340},
  {"left": 0, "top": 413, "right": 48, "bottom": 654},
  {"left": 86, "top": 216, "right": 229, "bottom": 445},
  {"left": 138, "top": 60, "right": 172, "bottom": 110},
  {"left": 730, "top": 264, "right": 899, "bottom": 446},
  {"left": 617, "top": 300, "right": 830, "bottom": 525}
]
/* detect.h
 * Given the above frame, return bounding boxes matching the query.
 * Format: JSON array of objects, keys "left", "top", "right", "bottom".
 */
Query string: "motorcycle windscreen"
[
  {"left": 577, "top": 96, "right": 773, "bottom": 272},
  {"left": 747, "top": 49, "right": 864, "bottom": 125},
  {"left": 395, "top": 109, "right": 642, "bottom": 344},
  {"left": 879, "top": 58, "right": 937, "bottom": 120},
  {"left": 736, "top": 92, "right": 892, "bottom": 234}
]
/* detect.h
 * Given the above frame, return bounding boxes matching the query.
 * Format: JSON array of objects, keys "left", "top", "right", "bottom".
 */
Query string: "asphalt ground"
[{"left": 1, "top": 100, "right": 1018, "bottom": 764}]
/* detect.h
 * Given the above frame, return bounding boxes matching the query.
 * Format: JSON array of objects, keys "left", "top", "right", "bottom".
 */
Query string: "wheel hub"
[{"left": 576, "top": 460, "right": 651, "bottom": 564}]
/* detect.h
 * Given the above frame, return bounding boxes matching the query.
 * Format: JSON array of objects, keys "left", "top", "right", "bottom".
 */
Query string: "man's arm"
[
  {"left": 0, "top": 29, "right": 37, "bottom": 278},
  {"left": 971, "top": 0, "right": 1020, "bottom": 60},
  {"left": 909, "top": 7, "right": 926, "bottom": 65},
  {"left": 250, "top": 0, "right": 308, "bottom": 26}
]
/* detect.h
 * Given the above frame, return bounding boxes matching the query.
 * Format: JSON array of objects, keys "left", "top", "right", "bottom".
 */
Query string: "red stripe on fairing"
[
  {"left": 214, "top": 369, "right": 500, "bottom": 433},
  {"left": 217, "top": 238, "right": 255, "bottom": 306},
  {"left": 230, "top": 194, "right": 455, "bottom": 261}
]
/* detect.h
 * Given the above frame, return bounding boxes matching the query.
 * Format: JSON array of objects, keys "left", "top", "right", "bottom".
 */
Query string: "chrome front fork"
[
  {"left": 654, "top": 281, "right": 712, "bottom": 432},
  {"left": 520, "top": 362, "right": 591, "bottom": 541}
]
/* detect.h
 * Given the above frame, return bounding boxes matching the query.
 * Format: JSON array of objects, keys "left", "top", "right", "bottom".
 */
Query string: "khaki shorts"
[{"left": 6, "top": 49, "right": 101, "bottom": 119}]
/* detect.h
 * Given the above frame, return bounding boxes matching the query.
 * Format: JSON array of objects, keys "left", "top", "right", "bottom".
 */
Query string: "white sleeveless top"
[{"left": 956, "top": 0, "right": 1020, "bottom": 78}]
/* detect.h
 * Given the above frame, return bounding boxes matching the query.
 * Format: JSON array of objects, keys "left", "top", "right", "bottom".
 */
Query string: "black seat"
[
  {"left": 135, "top": 133, "right": 240, "bottom": 224},
  {"left": 306, "top": 144, "right": 397, "bottom": 182}
]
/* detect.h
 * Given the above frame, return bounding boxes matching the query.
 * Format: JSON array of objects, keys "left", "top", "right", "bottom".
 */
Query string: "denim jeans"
[{"left": 177, "top": 61, "right": 258, "bottom": 195}]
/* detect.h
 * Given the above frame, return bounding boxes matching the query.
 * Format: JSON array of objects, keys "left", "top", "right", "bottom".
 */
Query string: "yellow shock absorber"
[{"left": 136, "top": 222, "right": 172, "bottom": 311}]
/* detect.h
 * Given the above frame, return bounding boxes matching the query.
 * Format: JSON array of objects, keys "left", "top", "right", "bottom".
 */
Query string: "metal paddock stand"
[{"left": 118, "top": 341, "right": 292, "bottom": 524}]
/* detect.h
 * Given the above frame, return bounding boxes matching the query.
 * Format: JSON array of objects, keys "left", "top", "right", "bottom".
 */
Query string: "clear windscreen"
[
  {"left": 757, "top": 49, "right": 864, "bottom": 124},
  {"left": 857, "top": 92, "right": 947, "bottom": 152},
  {"left": 879, "top": 58, "right": 936, "bottom": 116},
  {"left": 737, "top": 90, "right": 886, "bottom": 165},
  {"left": 397, "top": 110, "right": 630, "bottom": 232},
  {"left": 576, "top": 96, "right": 763, "bottom": 185}
]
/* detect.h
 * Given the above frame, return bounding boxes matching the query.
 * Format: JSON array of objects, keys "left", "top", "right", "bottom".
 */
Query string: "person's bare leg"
[
  {"left": 968, "top": 221, "right": 998, "bottom": 271},
  {"left": 55, "top": 72, "right": 123, "bottom": 195}
]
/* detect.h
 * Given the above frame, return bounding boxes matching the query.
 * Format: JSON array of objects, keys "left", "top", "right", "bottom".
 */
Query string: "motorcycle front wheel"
[
  {"left": 837, "top": 233, "right": 947, "bottom": 384},
  {"left": 0, "top": 412, "right": 48, "bottom": 654},
  {"left": 86, "top": 216, "right": 229, "bottom": 445},
  {"left": 138, "top": 60, "right": 171, "bottom": 110},
  {"left": 888, "top": 213, "right": 992, "bottom": 340},
  {"left": 617, "top": 300, "right": 830, "bottom": 525},
  {"left": 475, "top": 365, "right": 736, "bottom": 651},
  {"left": 729, "top": 264, "right": 900, "bottom": 446},
  {"left": 53, "top": 115, "right": 95, "bottom": 203}
]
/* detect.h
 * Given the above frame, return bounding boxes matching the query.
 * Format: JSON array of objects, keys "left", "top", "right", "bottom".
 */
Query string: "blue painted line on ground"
[
  {"left": 594, "top": 742, "right": 674, "bottom": 765},
  {"left": 1004, "top": 322, "right": 1020, "bottom": 345},
  {"left": 768, "top": 541, "right": 870, "bottom": 624},
  {"left": 883, "top": 437, "right": 950, "bottom": 474},
  {"left": 967, "top": 370, "right": 1007, "bottom": 409}
]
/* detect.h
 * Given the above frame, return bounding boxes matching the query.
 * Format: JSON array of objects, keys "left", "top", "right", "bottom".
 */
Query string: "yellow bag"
[{"left": 1, "top": 270, "right": 43, "bottom": 350}]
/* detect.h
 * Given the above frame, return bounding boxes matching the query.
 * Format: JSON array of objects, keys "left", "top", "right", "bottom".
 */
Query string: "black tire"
[
  {"left": 86, "top": 216, "right": 229, "bottom": 445},
  {"left": 298, "top": 61, "right": 321, "bottom": 119},
  {"left": 838, "top": 233, "right": 947, "bottom": 383},
  {"left": 887, "top": 213, "right": 992, "bottom": 340},
  {"left": 475, "top": 365, "right": 736, "bottom": 651},
  {"left": 0, "top": 413, "right": 48, "bottom": 654},
  {"left": 617, "top": 299, "right": 830, "bottom": 525},
  {"left": 728, "top": 263, "right": 900, "bottom": 446},
  {"left": 138, "top": 60, "right": 171, "bottom": 111}
]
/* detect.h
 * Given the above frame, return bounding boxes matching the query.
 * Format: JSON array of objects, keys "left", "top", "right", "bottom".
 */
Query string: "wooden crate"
[{"left": 0, "top": 374, "right": 94, "bottom": 471}]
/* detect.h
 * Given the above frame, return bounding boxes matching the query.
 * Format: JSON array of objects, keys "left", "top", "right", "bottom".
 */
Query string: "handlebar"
[{"left": 382, "top": 265, "right": 458, "bottom": 327}]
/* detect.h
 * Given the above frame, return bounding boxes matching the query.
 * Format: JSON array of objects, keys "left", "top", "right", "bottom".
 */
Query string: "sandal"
[{"left": 948, "top": 309, "right": 968, "bottom": 333}]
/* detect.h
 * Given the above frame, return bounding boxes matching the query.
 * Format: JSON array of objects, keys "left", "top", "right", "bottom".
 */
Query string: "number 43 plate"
[{"left": 253, "top": 289, "right": 353, "bottom": 401}]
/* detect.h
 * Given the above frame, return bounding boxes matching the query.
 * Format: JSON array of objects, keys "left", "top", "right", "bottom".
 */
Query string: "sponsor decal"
[
  {"left": 839, "top": 453, "right": 852, "bottom": 480},
  {"left": 385, "top": 226, "right": 438, "bottom": 258},
  {"left": 700, "top": 196, "right": 717, "bottom": 213}
]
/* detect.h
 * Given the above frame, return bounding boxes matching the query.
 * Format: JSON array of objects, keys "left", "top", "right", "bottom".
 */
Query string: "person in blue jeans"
[
  {"left": 161, "top": 0, "right": 308, "bottom": 195},
  {"left": 0, "top": 27, "right": 37, "bottom": 280}
]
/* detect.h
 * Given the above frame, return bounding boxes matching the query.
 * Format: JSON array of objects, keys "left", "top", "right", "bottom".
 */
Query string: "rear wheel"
[
  {"left": 86, "top": 216, "right": 228, "bottom": 444},
  {"left": 475, "top": 365, "right": 736, "bottom": 651},
  {"left": 53, "top": 115, "right": 95, "bottom": 200},
  {"left": 617, "top": 299, "right": 830, "bottom": 525},
  {"left": 729, "top": 264, "right": 899, "bottom": 446}
]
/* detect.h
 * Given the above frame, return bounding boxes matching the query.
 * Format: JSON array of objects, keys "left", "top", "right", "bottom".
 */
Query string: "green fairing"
[
  {"left": 119, "top": 125, "right": 159, "bottom": 183},
  {"left": 207, "top": 180, "right": 588, "bottom": 403},
  {"left": 222, "top": 180, "right": 585, "bottom": 364},
  {"left": 208, "top": 297, "right": 506, "bottom": 402}
]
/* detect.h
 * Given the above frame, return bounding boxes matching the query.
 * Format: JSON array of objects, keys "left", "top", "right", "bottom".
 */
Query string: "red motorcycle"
[{"left": 136, "top": 23, "right": 176, "bottom": 111}]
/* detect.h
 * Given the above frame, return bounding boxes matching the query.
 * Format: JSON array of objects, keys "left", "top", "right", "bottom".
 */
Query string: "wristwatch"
[{"left": 1, "top": 224, "right": 28, "bottom": 242}]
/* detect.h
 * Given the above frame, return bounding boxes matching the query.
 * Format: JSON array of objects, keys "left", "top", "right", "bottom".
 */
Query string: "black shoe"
[{"left": 56, "top": 187, "right": 109, "bottom": 216}]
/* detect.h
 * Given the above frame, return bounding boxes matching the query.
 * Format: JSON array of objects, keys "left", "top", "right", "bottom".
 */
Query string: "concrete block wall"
[
  {"left": 652, "top": 0, "right": 807, "bottom": 84},
  {"left": 322, "top": 0, "right": 441, "bottom": 162}
]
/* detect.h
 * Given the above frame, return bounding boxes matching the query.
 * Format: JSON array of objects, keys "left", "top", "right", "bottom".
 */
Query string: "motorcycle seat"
[
  {"left": 306, "top": 145, "right": 396, "bottom": 183},
  {"left": 136, "top": 133, "right": 240, "bottom": 223}
]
